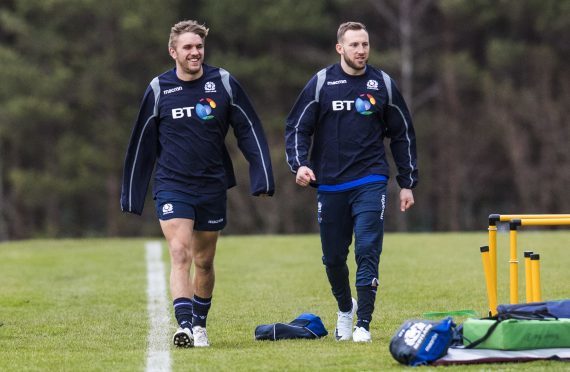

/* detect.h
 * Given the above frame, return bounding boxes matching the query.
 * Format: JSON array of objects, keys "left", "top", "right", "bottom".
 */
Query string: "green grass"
[{"left": 1, "top": 232, "right": 569, "bottom": 371}]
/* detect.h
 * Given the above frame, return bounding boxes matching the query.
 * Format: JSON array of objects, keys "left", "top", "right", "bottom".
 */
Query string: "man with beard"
[
  {"left": 122, "top": 20, "right": 274, "bottom": 348},
  {"left": 285, "top": 21, "right": 418, "bottom": 343}
]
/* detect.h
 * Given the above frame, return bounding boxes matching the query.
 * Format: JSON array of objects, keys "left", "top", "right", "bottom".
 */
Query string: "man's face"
[
  {"left": 336, "top": 29, "right": 369, "bottom": 71},
  {"left": 169, "top": 32, "right": 204, "bottom": 76}
]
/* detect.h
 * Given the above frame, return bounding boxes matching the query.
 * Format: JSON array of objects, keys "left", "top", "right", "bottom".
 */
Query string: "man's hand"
[
  {"left": 296, "top": 166, "right": 316, "bottom": 187},
  {"left": 400, "top": 188, "right": 415, "bottom": 212}
]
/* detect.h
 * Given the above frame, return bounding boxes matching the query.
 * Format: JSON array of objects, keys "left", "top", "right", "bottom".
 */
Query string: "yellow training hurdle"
[{"left": 484, "top": 214, "right": 570, "bottom": 315}]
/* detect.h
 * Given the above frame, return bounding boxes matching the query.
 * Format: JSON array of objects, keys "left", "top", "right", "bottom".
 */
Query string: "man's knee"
[
  {"left": 192, "top": 231, "right": 218, "bottom": 272},
  {"left": 322, "top": 254, "right": 347, "bottom": 268},
  {"left": 354, "top": 231, "right": 383, "bottom": 257},
  {"left": 194, "top": 254, "right": 214, "bottom": 273},
  {"left": 169, "top": 238, "right": 191, "bottom": 266}
]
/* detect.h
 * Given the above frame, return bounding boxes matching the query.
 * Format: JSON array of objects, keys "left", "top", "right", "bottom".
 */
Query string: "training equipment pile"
[{"left": 389, "top": 299, "right": 570, "bottom": 366}]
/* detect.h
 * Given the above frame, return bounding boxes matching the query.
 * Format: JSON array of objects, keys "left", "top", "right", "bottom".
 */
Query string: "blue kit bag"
[
  {"left": 255, "top": 313, "right": 328, "bottom": 341},
  {"left": 496, "top": 299, "right": 570, "bottom": 320},
  {"left": 389, "top": 317, "right": 458, "bottom": 366}
]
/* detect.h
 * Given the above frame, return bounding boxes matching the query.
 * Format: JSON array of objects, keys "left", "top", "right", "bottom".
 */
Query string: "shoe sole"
[{"left": 173, "top": 333, "right": 194, "bottom": 348}]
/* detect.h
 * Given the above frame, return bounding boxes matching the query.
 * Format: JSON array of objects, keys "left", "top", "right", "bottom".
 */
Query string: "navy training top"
[
  {"left": 121, "top": 64, "right": 275, "bottom": 215},
  {"left": 285, "top": 63, "right": 418, "bottom": 189}
]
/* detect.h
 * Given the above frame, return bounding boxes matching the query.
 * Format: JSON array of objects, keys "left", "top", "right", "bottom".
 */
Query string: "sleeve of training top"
[
  {"left": 383, "top": 77, "right": 419, "bottom": 189},
  {"left": 120, "top": 83, "right": 159, "bottom": 215},
  {"left": 284, "top": 75, "right": 320, "bottom": 174},
  {"left": 227, "top": 76, "right": 275, "bottom": 196}
]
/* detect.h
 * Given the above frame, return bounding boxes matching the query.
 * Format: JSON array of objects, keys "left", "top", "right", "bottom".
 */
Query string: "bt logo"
[
  {"left": 332, "top": 94, "right": 377, "bottom": 115},
  {"left": 355, "top": 94, "right": 376, "bottom": 115},
  {"left": 195, "top": 98, "right": 216, "bottom": 120},
  {"left": 171, "top": 98, "right": 217, "bottom": 120},
  {"left": 172, "top": 107, "right": 194, "bottom": 119},
  {"left": 332, "top": 100, "right": 355, "bottom": 111}
]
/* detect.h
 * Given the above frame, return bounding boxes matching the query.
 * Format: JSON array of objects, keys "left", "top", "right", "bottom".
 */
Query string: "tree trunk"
[
  {"left": 106, "top": 173, "right": 120, "bottom": 236},
  {"left": 0, "top": 139, "right": 8, "bottom": 241}
]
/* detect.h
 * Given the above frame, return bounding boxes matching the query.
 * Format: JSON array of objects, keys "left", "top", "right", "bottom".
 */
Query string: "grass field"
[{"left": 1, "top": 232, "right": 569, "bottom": 371}]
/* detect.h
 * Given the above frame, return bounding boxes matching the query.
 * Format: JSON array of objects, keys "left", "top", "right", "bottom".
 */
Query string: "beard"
[{"left": 343, "top": 54, "right": 367, "bottom": 71}]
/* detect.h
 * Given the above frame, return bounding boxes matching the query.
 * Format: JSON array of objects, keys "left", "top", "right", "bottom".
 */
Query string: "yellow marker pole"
[
  {"left": 524, "top": 251, "right": 533, "bottom": 303},
  {"left": 509, "top": 220, "right": 520, "bottom": 304},
  {"left": 480, "top": 246, "right": 498, "bottom": 316},
  {"left": 519, "top": 218, "right": 570, "bottom": 226},
  {"left": 486, "top": 213, "right": 569, "bottom": 308},
  {"left": 531, "top": 253, "right": 542, "bottom": 302},
  {"left": 488, "top": 226, "right": 498, "bottom": 303},
  {"left": 498, "top": 214, "right": 570, "bottom": 221},
  {"left": 488, "top": 215, "right": 501, "bottom": 307}
]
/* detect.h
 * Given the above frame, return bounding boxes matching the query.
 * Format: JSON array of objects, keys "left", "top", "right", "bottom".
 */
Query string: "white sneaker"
[
  {"left": 173, "top": 327, "right": 193, "bottom": 348},
  {"left": 335, "top": 297, "right": 358, "bottom": 341},
  {"left": 353, "top": 326, "right": 372, "bottom": 342},
  {"left": 192, "top": 326, "right": 210, "bottom": 347}
]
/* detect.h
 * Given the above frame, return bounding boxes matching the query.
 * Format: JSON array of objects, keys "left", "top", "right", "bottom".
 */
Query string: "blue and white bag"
[
  {"left": 389, "top": 317, "right": 458, "bottom": 366},
  {"left": 255, "top": 313, "right": 328, "bottom": 341}
]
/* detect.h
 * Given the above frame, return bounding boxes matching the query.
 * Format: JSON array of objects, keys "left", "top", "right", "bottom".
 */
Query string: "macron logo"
[
  {"left": 327, "top": 80, "right": 347, "bottom": 86},
  {"left": 163, "top": 86, "right": 182, "bottom": 95}
]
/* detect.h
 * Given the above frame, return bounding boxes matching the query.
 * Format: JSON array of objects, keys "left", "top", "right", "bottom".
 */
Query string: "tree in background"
[
  {"left": 0, "top": 0, "right": 568, "bottom": 239},
  {"left": 0, "top": 0, "right": 177, "bottom": 238}
]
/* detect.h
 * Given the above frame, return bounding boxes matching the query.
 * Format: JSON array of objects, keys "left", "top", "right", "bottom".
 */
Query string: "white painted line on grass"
[{"left": 145, "top": 241, "right": 172, "bottom": 372}]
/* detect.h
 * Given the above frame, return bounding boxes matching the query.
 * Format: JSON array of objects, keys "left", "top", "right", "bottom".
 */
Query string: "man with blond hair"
[
  {"left": 122, "top": 20, "right": 274, "bottom": 348},
  {"left": 285, "top": 21, "right": 418, "bottom": 342}
]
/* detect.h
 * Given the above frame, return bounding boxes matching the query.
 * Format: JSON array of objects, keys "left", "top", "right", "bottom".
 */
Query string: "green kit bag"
[{"left": 462, "top": 318, "right": 570, "bottom": 350}]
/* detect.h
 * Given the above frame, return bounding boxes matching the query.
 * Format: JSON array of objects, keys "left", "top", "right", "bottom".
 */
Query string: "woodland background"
[{"left": 1, "top": 0, "right": 568, "bottom": 239}]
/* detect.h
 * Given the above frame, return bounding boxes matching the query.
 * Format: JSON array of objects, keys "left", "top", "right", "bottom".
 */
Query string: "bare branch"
[
  {"left": 411, "top": 0, "right": 434, "bottom": 22},
  {"left": 369, "top": 0, "right": 399, "bottom": 29},
  {"left": 412, "top": 83, "right": 440, "bottom": 112}
]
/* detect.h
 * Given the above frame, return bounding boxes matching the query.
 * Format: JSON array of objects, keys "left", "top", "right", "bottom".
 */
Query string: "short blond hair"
[
  {"left": 337, "top": 21, "right": 367, "bottom": 42},
  {"left": 168, "top": 20, "right": 209, "bottom": 49}
]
